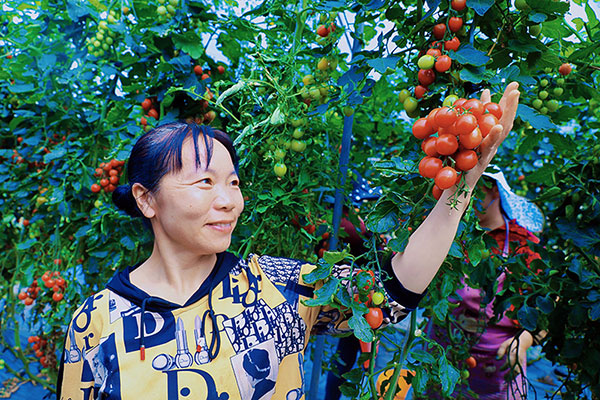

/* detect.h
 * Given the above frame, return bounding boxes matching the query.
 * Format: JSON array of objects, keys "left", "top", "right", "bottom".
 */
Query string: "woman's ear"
[{"left": 132, "top": 183, "right": 156, "bottom": 219}]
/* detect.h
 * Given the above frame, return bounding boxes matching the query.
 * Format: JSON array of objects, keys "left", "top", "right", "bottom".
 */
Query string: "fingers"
[
  {"left": 480, "top": 88, "right": 491, "bottom": 104},
  {"left": 497, "top": 340, "right": 509, "bottom": 359},
  {"left": 479, "top": 124, "right": 504, "bottom": 160}
]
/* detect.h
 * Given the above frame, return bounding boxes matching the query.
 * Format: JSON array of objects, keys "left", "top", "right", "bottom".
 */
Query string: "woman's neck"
[{"left": 130, "top": 242, "right": 218, "bottom": 305}]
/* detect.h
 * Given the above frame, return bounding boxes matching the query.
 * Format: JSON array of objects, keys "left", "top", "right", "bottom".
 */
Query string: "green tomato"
[
  {"left": 291, "top": 140, "right": 306, "bottom": 152},
  {"left": 403, "top": 97, "right": 418, "bottom": 113},
  {"left": 540, "top": 106, "right": 548, "bottom": 115},
  {"left": 94, "top": 200, "right": 103, "bottom": 208},
  {"left": 292, "top": 128, "right": 304, "bottom": 139},
  {"left": 96, "top": 32, "right": 104, "bottom": 41},
  {"left": 398, "top": 89, "right": 411, "bottom": 104},
  {"left": 417, "top": 55, "right": 435, "bottom": 70},
  {"left": 290, "top": 117, "right": 306, "bottom": 127},
  {"left": 547, "top": 99, "right": 560, "bottom": 112},
  {"left": 107, "top": 15, "right": 117, "bottom": 24},
  {"left": 102, "top": 43, "right": 109, "bottom": 51},
  {"left": 565, "top": 205, "right": 574, "bottom": 218},
  {"left": 538, "top": 90, "right": 549, "bottom": 100},
  {"left": 274, "top": 163, "right": 287, "bottom": 177},
  {"left": 443, "top": 94, "right": 459, "bottom": 107},
  {"left": 539, "top": 78, "right": 549, "bottom": 87},
  {"left": 93, "top": 40, "right": 101, "bottom": 48},
  {"left": 553, "top": 87, "right": 564, "bottom": 97},
  {"left": 544, "top": 67, "right": 552, "bottom": 74},
  {"left": 461, "top": 370, "right": 470, "bottom": 379},
  {"left": 166, "top": 4, "right": 176, "bottom": 14},
  {"left": 157, "top": 5, "right": 167, "bottom": 15},
  {"left": 343, "top": 106, "right": 354, "bottom": 117},
  {"left": 372, "top": 291, "right": 385, "bottom": 306},
  {"left": 99, "top": 21, "right": 108, "bottom": 30},
  {"left": 556, "top": 78, "right": 565, "bottom": 86},
  {"left": 529, "top": 24, "right": 542, "bottom": 37},
  {"left": 105, "top": 36, "right": 114, "bottom": 45},
  {"left": 514, "top": 0, "right": 529, "bottom": 10},
  {"left": 169, "top": 0, "right": 178, "bottom": 5},
  {"left": 532, "top": 99, "right": 543, "bottom": 109},
  {"left": 274, "top": 149, "right": 286, "bottom": 160}
]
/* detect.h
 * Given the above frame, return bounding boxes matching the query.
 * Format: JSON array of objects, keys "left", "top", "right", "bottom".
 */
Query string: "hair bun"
[{"left": 112, "top": 185, "right": 141, "bottom": 218}]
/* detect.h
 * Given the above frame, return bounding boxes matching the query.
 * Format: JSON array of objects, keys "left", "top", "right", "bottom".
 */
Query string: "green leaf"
[
  {"left": 438, "top": 357, "right": 461, "bottom": 396},
  {"left": 341, "top": 368, "right": 364, "bottom": 384},
  {"left": 468, "top": 240, "right": 486, "bottom": 267},
  {"left": 532, "top": 186, "right": 561, "bottom": 202},
  {"left": 348, "top": 312, "right": 374, "bottom": 342},
  {"left": 517, "top": 304, "right": 539, "bottom": 331},
  {"left": 433, "top": 299, "right": 449, "bottom": 320},
  {"left": 536, "top": 294, "right": 555, "bottom": 314},
  {"left": 450, "top": 44, "right": 490, "bottom": 67},
  {"left": 524, "top": 163, "right": 557, "bottom": 185},
  {"left": 44, "top": 147, "right": 67, "bottom": 163},
  {"left": 412, "top": 368, "right": 429, "bottom": 393},
  {"left": 215, "top": 81, "right": 245, "bottom": 106},
  {"left": 589, "top": 303, "right": 600, "bottom": 321},
  {"left": 366, "top": 57, "right": 400, "bottom": 74},
  {"left": 323, "top": 251, "right": 348, "bottom": 265},
  {"left": 448, "top": 241, "right": 463, "bottom": 258},
  {"left": 302, "top": 260, "right": 333, "bottom": 285},
  {"left": 9, "top": 83, "right": 35, "bottom": 93},
  {"left": 411, "top": 349, "right": 436, "bottom": 364},
  {"left": 339, "top": 382, "right": 360, "bottom": 397},
  {"left": 17, "top": 238, "right": 36, "bottom": 250},
  {"left": 460, "top": 66, "right": 487, "bottom": 84},
  {"left": 517, "top": 104, "right": 557, "bottom": 131},
  {"left": 172, "top": 31, "right": 204, "bottom": 59},
  {"left": 303, "top": 277, "right": 339, "bottom": 306},
  {"left": 467, "top": 0, "right": 494, "bottom": 16},
  {"left": 120, "top": 236, "right": 136, "bottom": 251},
  {"left": 387, "top": 229, "right": 410, "bottom": 253},
  {"left": 269, "top": 107, "right": 285, "bottom": 125}
]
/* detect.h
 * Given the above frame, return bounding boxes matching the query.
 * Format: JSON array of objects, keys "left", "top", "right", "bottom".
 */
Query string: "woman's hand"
[
  {"left": 497, "top": 330, "right": 533, "bottom": 375},
  {"left": 464, "top": 82, "right": 521, "bottom": 189}
]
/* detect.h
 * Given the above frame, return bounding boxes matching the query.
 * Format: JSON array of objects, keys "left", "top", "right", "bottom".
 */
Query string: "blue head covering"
[{"left": 482, "top": 166, "right": 544, "bottom": 233}]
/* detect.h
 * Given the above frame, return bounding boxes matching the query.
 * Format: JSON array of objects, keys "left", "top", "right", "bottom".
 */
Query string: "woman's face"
[{"left": 148, "top": 138, "right": 244, "bottom": 255}]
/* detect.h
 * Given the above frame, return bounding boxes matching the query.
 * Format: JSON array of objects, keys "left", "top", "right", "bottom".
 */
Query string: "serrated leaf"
[
  {"left": 460, "top": 66, "right": 487, "bottom": 83},
  {"left": 44, "top": 148, "right": 67, "bottom": 163},
  {"left": 120, "top": 236, "right": 136, "bottom": 251},
  {"left": 302, "top": 261, "right": 333, "bottom": 285},
  {"left": 411, "top": 349, "right": 436, "bottom": 364},
  {"left": 438, "top": 357, "right": 461, "bottom": 395},
  {"left": 524, "top": 163, "right": 557, "bottom": 184},
  {"left": 172, "top": 31, "right": 204, "bottom": 59},
  {"left": 412, "top": 368, "right": 429, "bottom": 393},
  {"left": 366, "top": 57, "right": 400, "bottom": 74},
  {"left": 323, "top": 251, "right": 347, "bottom": 265},
  {"left": 450, "top": 44, "right": 490, "bottom": 67},
  {"left": 348, "top": 313, "right": 374, "bottom": 342},
  {"left": 517, "top": 104, "right": 557, "bottom": 131},
  {"left": 536, "top": 294, "right": 555, "bottom": 314},
  {"left": 303, "top": 277, "right": 339, "bottom": 307},
  {"left": 433, "top": 299, "right": 449, "bottom": 320},
  {"left": 467, "top": 0, "right": 494, "bottom": 16},
  {"left": 517, "top": 305, "right": 539, "bottom": 331}
]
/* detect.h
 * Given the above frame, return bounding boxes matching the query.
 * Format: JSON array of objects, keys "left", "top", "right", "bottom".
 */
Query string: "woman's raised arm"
[{"left": 390, "top": 82, "right": 521, "bottom": 294}]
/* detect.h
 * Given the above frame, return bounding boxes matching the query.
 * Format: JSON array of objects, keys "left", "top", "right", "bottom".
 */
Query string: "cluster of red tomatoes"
[
  {"left": 354, "top": 269, "right": 386, "bottom": 368},
  {"left": 139, "top": 97, "right": 160, "bottom": 131},
  {"left": 27, "top": 335, "right": 50, "bottom": 368},
  {"left": 90, "top": 159, "right": 125, "bottom": 193},
  {"left": 413, "top": 97, "right": 503, "bottom": 198},
  {"left": 17, "top": 265, "right": 67, "bottom": 305}
]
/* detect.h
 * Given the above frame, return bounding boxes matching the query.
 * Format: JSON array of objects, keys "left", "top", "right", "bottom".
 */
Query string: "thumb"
[{"left": 497, "top": 339, "right": 510, "bottom": 359}]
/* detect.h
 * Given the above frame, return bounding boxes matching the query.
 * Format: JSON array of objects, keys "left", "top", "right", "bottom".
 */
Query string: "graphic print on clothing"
[
  {"left": 230, "top": 340, "right": 278, "bottom": 400},
  {"left": 121, "top": 302, "right": 175, "bottom": 353},
  {"left": 81, "top": 333, "right": 121, "bottom": 398},
  {"left": 222, "top": 298, "right": 305, "bottom": 362}
]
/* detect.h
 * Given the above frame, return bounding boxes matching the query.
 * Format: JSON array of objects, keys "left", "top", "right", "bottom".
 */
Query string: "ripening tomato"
[
  {"left": 365, "top": 307, "right": 383, "bottom": 329},
  {"left": 372, "top": 292, "right": 385, "bottom": 306},
  {"left": 432, "top": 185, "right": 444, "bottom": 200},
  {"left": 454, "top": 113, "right": 478, "bottom": 134},
  {"left": 459, "top": 127, "right": 483, "bottom": 149},
  {"left": 435, "top": 166, "right": 458, "bottom": 190},
  {"left": 412, "top": 118, "right": 434, "bottom": 139},
  {"left": 418, "top": 69, "right": 436, "bottom": 86},
  {"left": 558, "top": 63, "right": 572, "bottom": 76},
  {"left": 462, "top": 98, "right": 484, "bottom": 118},
  {"left": 419, "top": 156, "right": 443, "bottom": 179},
  {"left": 403, "top": 97, "right": 418, "bottom": 113},
  {"left": 426, "top": 48, "right": 442, "bottom": 58},
  {"left": 451, "top": 0, "right": 467, "bottom": 11},
  {"left": 449, "top": 17, "right": 463, "bottom": 32},
  {"left": 444, "top": 37, "right": 461, "bottom": 51},
  {"left": 316, "top": 25, "right": 330, "bottom": 37},
  {"left": 435, "top": 55, "right": 452, "bottom": 73},
  {"left": 484, "top": 102, "right": 503, "bottom": 119},
  {"left": 436, "top": 133, "right": 459, "bottom": 155},
  {"left": 433, "top": 23, "right": 446, "bottom": 40},
  {"left": 466, "top": 356, "right": 477, "bottom": 368},
  {"left": 421, "top": 136, "right": 439, "bottom": 157},
  {"left": 454, "top": 150, "right": 478, "bottom": 171},
  {"left": 478, "top": 113, "right": 499, "bottom": 137},
  {"left": 415, "top": 85, "right": 428, "bottom": 99},
  {"left": 435, "top": 107, "right": 458, "bottom": 128}
]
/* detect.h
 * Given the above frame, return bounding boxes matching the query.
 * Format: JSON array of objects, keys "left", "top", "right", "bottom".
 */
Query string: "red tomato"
[
  {"left": 427, "top": 108, "right": 441, "bottom": 131},
  {"left": 421, "top": 136, "right": 439, "bottom": 157},
  {"left": 451, "top": 0, "right": 467, "bottom": 11},
  {"left": 449, "top": 17, "right": 463, "bottom": 32},
  {"left": 435, "top": 55, "right": 452, "bottom": 73},
  {"left": 454, "top": 114, "right": 478, "bottom": 135},
  {"left": 317, "top": 25, "right": 330, "bottom": 37},
  {"left": 365, "top": 307, "right": 383, "bottom": 329},
  {"left": 52, "top": 292, "right": 64, "bottom": 302},
  {"left": 484, "top": 102, "right": 503, "bottom": 119},
  {"left": 148, "top": 109, "right": 159, "bottom": 119},
  {"left": 418, "top": 69, "right": 436, "bottom": 86},
  {"left": 193, "top": 65, "right": 203, "bottom": 76},
  {"left": 217, "top": 65, "right": 225, "bottom": 74},
  {"left": 436, "top": 133, "right": 459, "bottom": 155},
  {"left": 18, "top": 292, "right": 27, "bottom": 300},
  {"left": 434, "top": 107, "right": 458, "bottom": 128},
  {"left": 435, "top": 167, "right": 458, "bottom": 190},
  {"left": 433, "top": 23, "right": 446, "bottom": 40},
  {"left": 462, "top": 98, "right": 484, "bottom": 117},
  {"left": 415, "top": 85, "right": 428, "bottom": 99},
  {"left": 100, "top": 178, "right": 109, "bottom": 187},
  {"left": 426, "top": 48, "right": 442, "bottom": 58},
  {"left": 466, "top": 356, "right": 477, "bottom": 368},
  {"left": 412, "top": 118, "right": 434, "bottom": 139},
  {"left": 432, "top": 185, "right": 444, "bottom": 200},
  {"left": 459, "top": 127, "right": 483, "bottom": 149},
  {"left": 444, "top": 37, "right": 461, "bottom": 51},
  {"left": 419, "top": 156, "right": 443, "bottom": 179},
  {"left": 558, "top": 63, "right": 572, "bottom": 76},
  {"left": 478, "top": 113, "right": 499, "bottom": 137},
  {"left": 454, "top": 150, "right": 478, "bottom": 171},
  {"left": 141, "top": 98, "right": 152, "bottom": 111},
  {"left": 90, "top": 183, "right": 101, "bottom": 193}
]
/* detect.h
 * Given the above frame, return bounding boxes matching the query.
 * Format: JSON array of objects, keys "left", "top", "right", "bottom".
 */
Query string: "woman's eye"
[{"left": 198, "top": 178, "right": 212, "bottom": 185}]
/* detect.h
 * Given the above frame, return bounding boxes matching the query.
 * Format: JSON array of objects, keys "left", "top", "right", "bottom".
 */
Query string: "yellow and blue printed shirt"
[{"left": 57, "top": 252, "right": 424, "bottom": 399}]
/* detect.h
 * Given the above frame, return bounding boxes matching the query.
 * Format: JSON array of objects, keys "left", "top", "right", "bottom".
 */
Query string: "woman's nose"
[{"left": 213, "top": 185, "right": 237, "bottom": 209}]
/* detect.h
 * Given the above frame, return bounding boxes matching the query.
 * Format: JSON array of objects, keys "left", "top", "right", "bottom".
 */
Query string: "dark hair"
[{"left": 112, "top": 122, "right": 238, "bottom": 229}]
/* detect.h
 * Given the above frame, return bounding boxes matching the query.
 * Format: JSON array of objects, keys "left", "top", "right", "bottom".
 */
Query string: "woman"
[
  {"left": 57, "top": 83, "right": 520, "bottom": 399},
  {"left": 429, "top": 168, "right": 547, "bottom": 400}
]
